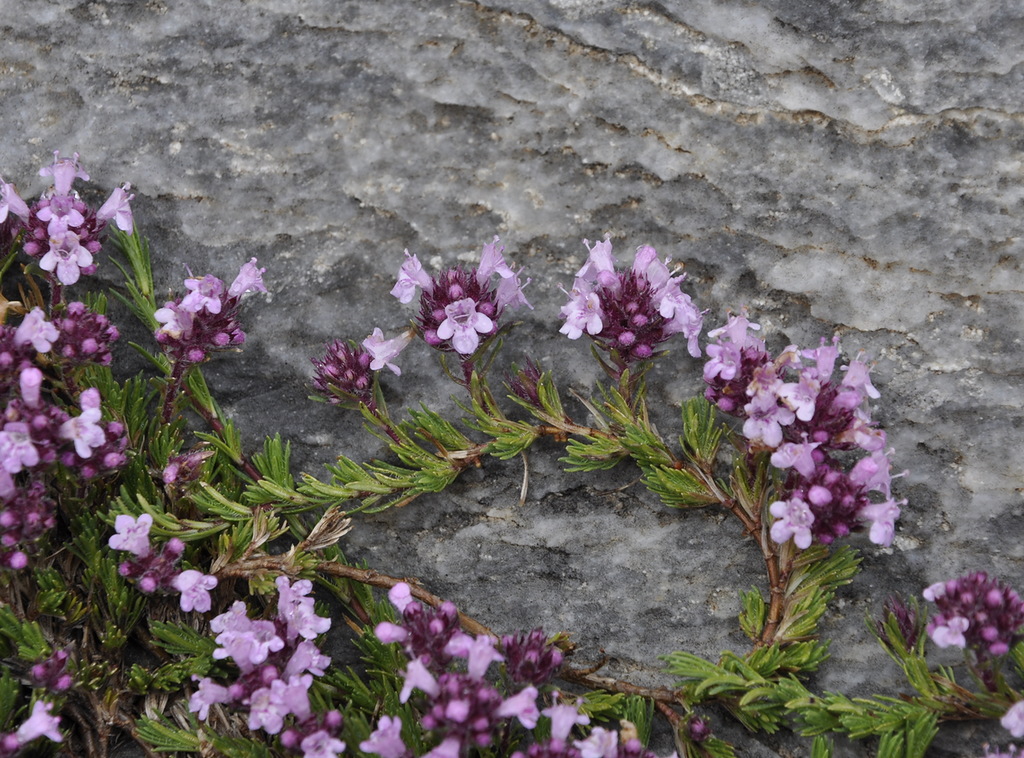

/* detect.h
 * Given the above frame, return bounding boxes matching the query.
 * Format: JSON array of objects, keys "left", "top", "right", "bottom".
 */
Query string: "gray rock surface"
[{"left": 2, "top": 0, "right": 1022, "bottom": 754}]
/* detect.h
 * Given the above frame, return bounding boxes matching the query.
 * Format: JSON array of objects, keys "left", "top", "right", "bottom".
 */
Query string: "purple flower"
[
  {"left": 496, "top": 686, "right": 540, "bottom": 728},
  {"left": 96, "top": 183, "right": 134, "bottom": 232},
  {"left": 108, "top": 513, "right": 153, "bottom": 557},
  {"left": 0, "top": 178, "right": 29, "bottom": 223},
  {"left": 391, "top": 251, "right": 433, "bottom": 304},
  {"left": 173, "top": 569, "right": 219, "bottom": 613},
  {"left": 214, "top": 617, "right": 285, "bottom": 671},
  {"left": 400, "top": 658, "right": 439, "bottom": 703},
  {"left": 544, "top": 702, "right": 590, "bottom": 742},
  {"left": 769, "top": 438, "right": 821, "bottom": 479},
  {"left": 1003, "top": 702, "right": 1024, "bottom": 738},
  {"left": 501, "top": 628, "right": 564, "bottom": 685},
  {"left": 575, "top": 727, "right": 619, "bottom": 758},
  {"left": 741, "top": 390, "right": 794, "bottom": 449},
  {"left": 923, "top": 573, "right": 1024, "bottom": 662},
  {"left": 154, "top": 301, "right": 194, "bottom": 340},
  {"left": 0, "top": 423, "right": 40, "bottom": 474},
  {"left": 389, "top": 582, "right": 415, "bottom": 612},
  {"left": 311, "top": 339, "right": 375, "bottom": 408},
  {"left": 228, "top": 257, "right": 267, "bottom": 297},
  {"left": 59, "top": 388, "right": 105, "bottom": 458},
  {"left": 301, "top": 729, "right": 346, "bottom": 758},
  {"left": 559, "top": 239, "right": 703, "bottom": 368},
  {"left": 476, "top": 236, "right": 515, "bottom": 284},
  {"left": 363, "top": 328, "right": 412, "bottom": 375},
  {"left": 859, "top": 498, "right": 903, "bottom": 547},
  {"left": 435, "top": 297, "right": 494, "bottom": 355},
  {"left": 769, "top": 497, "right": 815, "bottom": 549},
  {"left": 445, "top": 632, "right": 504, "bottom": 679},
  {"left": 14, "top": 308, "right": 59, "bottom": 353},
  {"left": 559, "top": 282, "right": 604, "bottom": 340},
  {"left": 423, "top": 737, "right": 462, "bottom": 758},
  {"left": 39, "top": 151, "right": 89, "bottom": 196},
  {"left": 38, "top": 219, "right": 94, "bottom": 286},
  {"left": 361, "top": 715, "right": 408, "bottom": 758},
  {"left": 15, "top": 700, "right": 62, "bottom": 744},
  {"left": 930, "top": 616, "right": 969, "bottom": 648},
  {"left": 189, "top": 676, "right": 232, "bottom": 720},
  {"left": 276, "top": 575, "right": 331, "bottom": 641},
  {"left": 181, "top": 274, "right": 226, "bottom": 314}
]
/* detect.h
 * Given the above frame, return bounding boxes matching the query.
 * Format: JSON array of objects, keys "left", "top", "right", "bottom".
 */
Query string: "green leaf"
[
  {"left": 739, "top": 587, "right": 767, "bottom": 640},
  {"left": 679, "top": 396, "right": 723, "bottom": 467},
  {"left": 135, "top": 716, "right": 203, "bottom": 752}
]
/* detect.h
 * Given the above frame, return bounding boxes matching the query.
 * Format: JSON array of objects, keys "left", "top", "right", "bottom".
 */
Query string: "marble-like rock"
[{"left": 1, "top": 1, "right": 1021, "bottom": 754}]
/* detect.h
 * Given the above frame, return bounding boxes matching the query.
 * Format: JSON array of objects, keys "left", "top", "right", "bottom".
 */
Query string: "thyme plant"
[{"left": 0, "top": 151, "right": 1022, "bottom": 758}]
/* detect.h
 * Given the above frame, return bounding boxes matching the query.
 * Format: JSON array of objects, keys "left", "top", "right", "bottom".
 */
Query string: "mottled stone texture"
[{"left": 2, "top": 0, "right": 1021, "bottom": 754}]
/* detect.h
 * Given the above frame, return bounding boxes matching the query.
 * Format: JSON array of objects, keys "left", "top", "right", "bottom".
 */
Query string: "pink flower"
[
  {"left": 15, "top": 308, "right": 59, "bottom": 353},
  {"left": 0, "top": 423, "right": 40, "bottom": 474},
  {"left": 770, "top": 438, "right": 821, "bottom": 478},
  {"left": 15, "top": 700, "right": 62, "bottom": 744},
  {"left": 558, "top": 282, "right": 604, "bottom": 339},
  {"left": 929, "top": 615, "right": 969, "bottom": 648},
  {"left": 108, "top": 513, "right": 153, "bottom": 557},
  {"left": 496, "top": 686, "right": 540, "bottom": 728},
  {"left": 181, "top": 274, "right": 226, "bottom": 314},
  {"left": 276, "top": 576, "right": 331, "bottom": 640},
  {"left": 59, "top": 388, "right": 105, "bottom": 458},
  {"left": 363, "top": 328, "right": 412, "bottom": 375},
  {"left": 173, "top": 569, "right": 219, "bottom": 613},
  {"left": 39, "top": 151, "right": 88, "bottom": 196},
  {"left": 388, "top": 582, "right": 415, "bottom": 612},
  {"left": 476, "top": 236, "right": 515, "bottom": 285},
  {"left": 361, "top": 715, "right": 407, "bottom": 758},
  {"left": 544, "top": 702, "right": 590, "bottom": 741},
  {"left": 445, "top": 633, "right": 503, "bottom": 679},
  {"left": 189, "top": 676, "right": 232, "bottom": 720},
  {"left": 769, "top": 497, "right": 815, "bottom": 549},
  {"left": 1002, "top": 701, "right": 1024, "bottom": 738},
  {"left": 96, "top": 183, "right": 135, "bottom": 232},
  {"left": 0, "top": 178, "right": 29, "bottom": 223},
  {"left": 301, "top": 729, "right": 346, "bottom": 758},
  {"left": 228, "top": 258, "right": 267, "bottom": 297},
  {"left": 435, "top": 297, "right": 494, "bottom": 354},
  {"left": 575, "top": 726, "right": 619, "bottom": 758},
  {"left": 391, "top": 251, "right": 432, "bottom": 304},
  {"left": 400, "top": 658, "right": 439, "bottom": 703},
  {"left": 38, "top": 219, "right": 94, "bottom": 285}
]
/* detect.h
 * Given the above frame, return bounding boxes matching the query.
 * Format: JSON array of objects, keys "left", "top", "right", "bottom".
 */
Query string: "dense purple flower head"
[
  {"left": 419, "top": 671, "right": 505, "bottom": 748},
  {"left": 9, "top": 151, "right": 134, "bottom": 287},
  {"left": 501, "top": 628, "right": 564, "bottom": 686},
  {"left": 705, "top": 312, "right": 904, "bottom": 550},
  {"left": 154, "top": 259, "right": 266, "bottom": 366},
  {"left": 311, "top": 340, "right": 375, "bottom": 409},
  {"left": 392, "top": 237, "right": 530, "bottom": 357},
  {"left": 51, "top": 301, "right": 119, "bottom": 366},
  {"left": 559, "top": 239, "right": 703, "bottom": 369},
  {"left": 923, "top": 573, "right": 1024, "bottom": 663},
  {"left": 382, "top": 595, "right": 462, "bottom": 673}
]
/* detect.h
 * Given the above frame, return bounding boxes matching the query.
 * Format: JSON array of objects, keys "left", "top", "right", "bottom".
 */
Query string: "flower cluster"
[
  {"left": 311, "top": 328, "right": 412, "bottom": 411},
  {"left": 107, "top": 513, "right": 218, "bottom": 613},
  {"left": 1, "top": 150, "right": 133, "bottom": 286},
  {"left": 559, "top": 239, "right": 703, "bottom": 370},
  {"left": 190, "top": 577, "right": 343, "bottom": 758},
  {"left": 392, "top": 236, "right": 531, "bottom": 358},
  {"left": 923, "top": 573, "right": 1024, "bottom": 665},
  {"left": 703, "top": 309, "right": 904, "bottom": 549},
  {"left": 0, "top": 701, "right": 62, "bottom": 758},
  {"left": 365, "top": 582, "right": 564, "bottom": 758},
  {"left": 154, "top": 259, "right": 267, "bottom": 366},
  {"left": 1, "top": 308, "right": 128, "bottom": 569}
]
